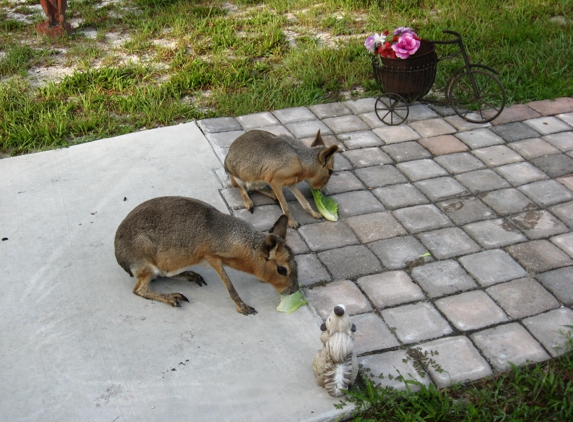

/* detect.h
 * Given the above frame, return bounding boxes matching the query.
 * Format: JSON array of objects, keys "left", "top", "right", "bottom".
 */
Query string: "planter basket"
[{"left": 372, "top": 40, "right": 438, "bottom": 102}]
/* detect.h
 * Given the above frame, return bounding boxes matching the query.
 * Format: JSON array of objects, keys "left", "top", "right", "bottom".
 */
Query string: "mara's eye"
[
  {"left": 351, "top": 323, "right": 357, "bottom": 332},
  {"left": 277, "top": 266, "right": 287, "bottom": 276},
  {"left": 328, "top": 169, "right": 333, "bottom": 175}
]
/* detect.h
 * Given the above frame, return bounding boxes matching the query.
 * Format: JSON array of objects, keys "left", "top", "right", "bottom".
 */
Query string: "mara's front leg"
[
  {"left": 205, "top": 257, "right": 257, "bottom": 315},
  {"left": 288, "top": 185, "right": 322, "bottom": 219}
]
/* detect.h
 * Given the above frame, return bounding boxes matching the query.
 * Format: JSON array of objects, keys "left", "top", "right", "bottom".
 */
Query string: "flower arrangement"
[{"left": 365, "top": 27, "right": 421, "bottom": 59}]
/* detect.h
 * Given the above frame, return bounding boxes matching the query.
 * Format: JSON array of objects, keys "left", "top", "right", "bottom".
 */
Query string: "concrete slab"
[{"left": 0, "top": 123, "right": 346, "bottom": 422}]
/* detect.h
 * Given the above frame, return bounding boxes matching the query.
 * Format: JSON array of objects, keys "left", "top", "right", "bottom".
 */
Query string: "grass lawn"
[
  {"left": 343, "top": 330, "right": 573, "bottom": 421},
  {"left": 1, "top": 0, "right": 572, "bottom": 155}
]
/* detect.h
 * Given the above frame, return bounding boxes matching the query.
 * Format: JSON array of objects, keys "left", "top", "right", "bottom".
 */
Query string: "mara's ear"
[
  {"left": 270, "top": 215, "right": 288, "bottom": 240},
  {"left": 320, "top": 322, "right": 327, "bottom": 331},
  {"left": 260, "top": 234, "right": 279, "bottom": 260},
  {"left": 318, "top": 145, "right": 339, "bottom": 166},
  {"left": 310, "top": 130, "right": 324, "bottom": 147},
  {"left": 351, "top": 323, "right": 356, "bottom": 332}
]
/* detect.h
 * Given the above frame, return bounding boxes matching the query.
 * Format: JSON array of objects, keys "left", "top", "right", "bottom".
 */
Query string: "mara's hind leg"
[
  {"left": 177, "top": 270, "right": 207, "bottom": 287},
  {"left": 228, "top": 174, "right": 254, "bottom": 213},
  {"left": 133, "top": 266, "right": 189, "bottom": 307},
  {"left": 255, "top": 186, "right": 277, "bottom": 201}
]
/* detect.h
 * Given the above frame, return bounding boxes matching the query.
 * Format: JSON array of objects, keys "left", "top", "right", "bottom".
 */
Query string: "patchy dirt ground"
[{"left": 1, "top": 0, "right": 368, "bottom": 90}]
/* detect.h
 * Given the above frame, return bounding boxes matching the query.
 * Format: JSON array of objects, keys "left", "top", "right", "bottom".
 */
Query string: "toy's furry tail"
[{"left": 323, "top": 353, "right": 355, "bottom": 397}]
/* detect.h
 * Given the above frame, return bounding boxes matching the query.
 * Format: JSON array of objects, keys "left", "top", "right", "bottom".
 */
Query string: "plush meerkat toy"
[{"left": 312, "top": 304, "right": 358, "bottom": 397}]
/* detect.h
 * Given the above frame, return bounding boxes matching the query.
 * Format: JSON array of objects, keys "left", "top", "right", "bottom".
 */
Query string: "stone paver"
[
  {"left": 471, "top": 324, "right": 550, "bottom": 372},
  {"left": 357, "top": 271, "right": 425, "bottom": 308},
  {"left": 396, "top": 159, "right": 448, "bottom": 182},
  {"left": 435, "top": 291, "right": 508, "bottom": 331},
  {"left": 198, "top": 116, "right": 242, "bottom": 133},
  {"left": 344, "top": 98, "right": 377, "bottom": 115},
  {"left": 463, "top": 218, "right": 527, "bottom": 249},
  {"left": 419, "top": 336, "right": 492, "bottom": 388},
  {"left": 418, "top": 227, "right": 481, "bottom": 260},
  {"left": 411, "top": 260, "right": 477, "bottom": 298},
  {"left": 359, "top": 350, "right": 431, "bottom": 391},
  {"left": 324, "top": 115, "right": 371, "bottom": 134},
  {"left": 537, "top": 267, "right": 573, "bottom": 306},
  {"left": 557, "top": 175, "right": 573, "bottom": 191},
  {"left": 295, "top": 254, "right": 331, "bottom": 287},
  {"left": 550, "top": 201, "right": 573, "bottom": 229},
  {"left": 472, "top": 145, "right": 524, "bottom": 167},
  {"left": 434, "top": 152, "right": 486, "bottom": 174},
  {"left": 494, "top": 162, "right": 549, "bottom": 186},
  {"left": 522, "top": 308, "right": 573, "bottom": 357},
  {"left": 508, "top": 137, "right": 561, "bottom": 159},
  {"left": 459, "top": 249, "right": 527, "bottom": 286},
  {"left": 298, "top": 221, "right": 359, "bottom": 251},
  {"left": 456, "top": 129, "right": 505, "bottom": 149},
  {"left": 338, "top": 130, "right": 383, "bottom": 149},
  {"left": 490, "top": 122, "right": 541, "bottom": 142},
  {"left": 318, "top": 245, "right": 383, "bottom": 280},
  {"left": 509, "top": 210, "right": 569, "bottom": 239},
  {"left": 373, "top": 125, "right": 421, "bottom": 144},
  {"left": 418, "top": 135, "right": 469, "bottom": 155},
  {"left": 200, "top": 96, "right": 573, "bottom": 405},
  {"left": 486, "top": 277, "right": 560, "bottom": 319},
  {"left": 455, "top": 169, "right": 511, "bottom": 194},
  {"left": 345, "top": 212, "right": 406, "bottom": 243},
  {"left": 355, "top": 165, "right": 408, "bottom": 188},
  {"left": 408, "top": 119, "right": 457, "bottom": 138},
  {"left": 530, "top": 154, "right": 573, "bottom": 178},
  {"left": 330, "top": 190, "right": 385, "bottom": 218},
  {"left": 373, "top": 184, "right": 430, "bottom": 210},
  {"left": 323, "top": 171, "right": 366, "bottom": 195},
  {"left": 393, "top": 204, "right": 452, "bottom": 234},
  {"left": 506, "top": 240, "right": 573, "bottom": 273},
  {"left": 286, "top": 228, "right": 310, "bottom": 255},
  {"left": 369, "top": 236, "right": 432, "bottom": 270},
  {"left": 342, "top": 147, "right": 392, "bottom": 167},
  {"left": 382, "top": 302, "right": 453, "bottom": 344},
  {"left": 234, "top": 204, "right": 283, "bottom": 231},
  {"left": 478, "top": 188, "right": 537, "bottom": 216},
  {"left": 285, "top": 120, "right": 332, "bottom": 138},
  {"left": 236, "top": 112, "right": 280, "bottom": 130},
  {"left": 304, "top": 280, "right": 373, "bottom": 319},
  {"left": 309, "top": 102, "right": 352, "bottom": 119},
  {"left": 382, "top": 141, "right": 432, "bottom": 162},
  {"left": 543, "top": 132, "right": 573, "bottom": 152},
  {"left": 437, "top": 196, "right": 495, "bottom": 225},
  {"left": 414, "top": 177, "right": 470, "bottom": 202},
  {"left": 552, "top": 232, "right": 573, "bottom": 258},
  {"left": 523, "top": 116, "right": 572, "bottom": 135},
  {"left": 272, "top": 106, "right": 316, "bottom": 124},
  {"left": 519, "top": 179, "right": 573, "bottom": 206},
  {"left": 352, "top": 313, "right": 400, "bottom": 355},
  {"left": 527, "top": 97, "right": 573, "bottom": 116}
]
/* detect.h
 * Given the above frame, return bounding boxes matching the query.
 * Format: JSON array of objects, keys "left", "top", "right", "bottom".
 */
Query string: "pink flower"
[{"left": 391, "top": 32, "right": 421, "bottom": 59}]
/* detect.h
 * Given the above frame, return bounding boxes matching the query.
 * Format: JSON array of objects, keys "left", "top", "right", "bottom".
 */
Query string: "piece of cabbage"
[
  {"left": 277, "top": 291, "right": 308, "bottom": 314},
  {"left": 311, "top": 189, "right": 339, "bottom": 222}
]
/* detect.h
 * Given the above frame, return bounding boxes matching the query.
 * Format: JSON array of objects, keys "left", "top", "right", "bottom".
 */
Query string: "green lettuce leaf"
[
  {"left": 277, "top": 291, "right": 308, "bottom": 314},
  {"left": 311, "top": 189, "right": 339, "bottom": 222}
]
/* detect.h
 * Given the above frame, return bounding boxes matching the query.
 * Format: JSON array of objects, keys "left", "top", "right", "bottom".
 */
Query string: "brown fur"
[
  {"left": 114, "top": 196, "right": 298, "bottom": 315},
  {"left": 312, "top": 305, "right": 358, "bottom": 397},
  {"left": 224, "top": 130, "right": 338, "bottom": 228}
]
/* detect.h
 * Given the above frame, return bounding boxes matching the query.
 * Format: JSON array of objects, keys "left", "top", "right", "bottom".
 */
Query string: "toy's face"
[{"left": 320, "top": 304, "right": 357, "bottom": 336}]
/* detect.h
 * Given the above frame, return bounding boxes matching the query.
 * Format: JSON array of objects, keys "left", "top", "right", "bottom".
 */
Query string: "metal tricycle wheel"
[{"left": 375, "top": 93, "right": 409, "bottom": 126}]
